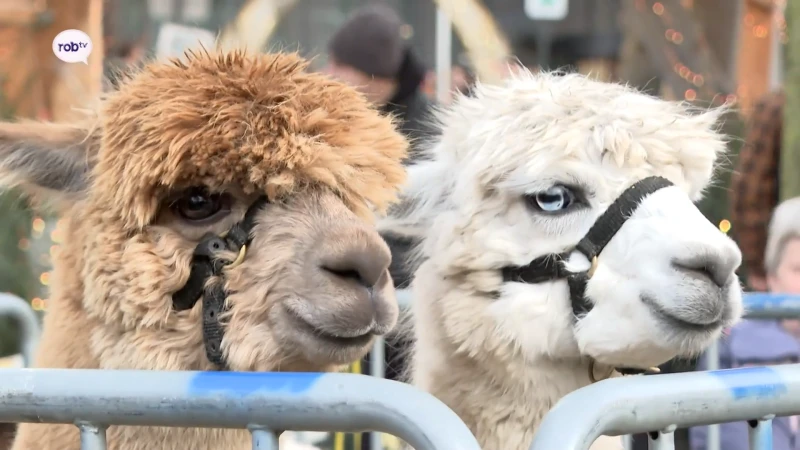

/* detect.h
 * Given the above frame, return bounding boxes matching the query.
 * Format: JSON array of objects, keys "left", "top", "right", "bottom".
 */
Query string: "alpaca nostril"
[
  {"left": 320, "top": 251, "right": 386, "bottom": 289},
  {"left": 672, "top": 256, "right": 730, "bottom": 288},
  {"left": 316, "top": 228, "right": 392, "bottom": 289},
  {"left": 322, "top": 267, "right": 370, "bottom": 288}
]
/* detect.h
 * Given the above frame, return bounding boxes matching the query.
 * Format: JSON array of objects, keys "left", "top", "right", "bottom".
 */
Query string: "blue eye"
[{"left": 527, "top": 185, "right": 576, "bottom": 213}]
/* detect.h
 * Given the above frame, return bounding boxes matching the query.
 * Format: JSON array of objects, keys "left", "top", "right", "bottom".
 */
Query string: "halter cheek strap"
[
  {"left": 501, "top": 176, "right": 675, "bottom": 377},
  {"left": 172, "top": 196, "right": 269, "bottom": 369}
]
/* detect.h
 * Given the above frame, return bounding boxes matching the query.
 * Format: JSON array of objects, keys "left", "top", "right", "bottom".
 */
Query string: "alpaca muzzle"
[
  {"left": 500, "top": 176, "right": 674, "bottom": 376},
  {"left": 172, "top": 196, "right": 270, "bottom": 369}
]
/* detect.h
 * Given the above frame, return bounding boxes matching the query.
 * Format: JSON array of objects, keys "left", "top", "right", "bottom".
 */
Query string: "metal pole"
[
  {"left": 369, "top": 336, "right": 386, "bottom": 450},
  {"left": 704, "top": 339, "right": 720, "bottom": 450},
  {"left": 534, "top": 22, "right": 555, "bottom": 71},
  {"left": 396, "top": 289, "right": 412, "bottom": 311},
  {"left": 648, "top": 427, "right": 676, "bottom": 450},
  {"left": 250, "top": 426, "right": 279, "bottom": 450},
  {"left": 77, "top": 422, "right": 107, "bottom": 450},
  {"left": 749, "top": 417, "right": 774, "bottom": 450},
  {"left": 435, "top": 7, "right": 452, "bottom": 104},
  {"left": 0, "top": 369, "right": 481, "bottom": 450},
  {"left": 0, "top": 293, "right": 41, "bottom": 367}
]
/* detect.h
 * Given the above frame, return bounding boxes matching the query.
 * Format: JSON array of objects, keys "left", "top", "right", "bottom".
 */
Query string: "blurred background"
[{"left": 0, "top": 0, "right": 795, "bottom": 448}]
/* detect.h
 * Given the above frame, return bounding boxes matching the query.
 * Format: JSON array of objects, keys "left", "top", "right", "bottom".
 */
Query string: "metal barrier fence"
[
  {"left": 3, "top": 290, "right": 800, "bottom": 450},
  {"left": 0, "top": 293, "right": 41, "bottom": 367},
  {"left": 0, "top": 368, "right": 482, "bottom": 450},
  {"left": 529, "top": 363, "right": 800, "bottom": 450}
]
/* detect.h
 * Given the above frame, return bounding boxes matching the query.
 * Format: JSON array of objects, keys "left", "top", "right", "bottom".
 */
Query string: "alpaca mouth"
[
  {"left": 641, "top": 295, "right": 726, "bottom": 332},
  {"left": 285, "top": 307, "right": 375, "bottom": 347}
]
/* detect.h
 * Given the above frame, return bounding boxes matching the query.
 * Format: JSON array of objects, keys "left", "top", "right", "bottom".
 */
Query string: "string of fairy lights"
[
  {"left": 636, "top": 0, "right": 788, "bottom": 235},
  {"left": 19, "top": 216, "right": 61, "bottom": 312},
  {"left": 637, "top": 0, "right": 788, "bottom": 106}
]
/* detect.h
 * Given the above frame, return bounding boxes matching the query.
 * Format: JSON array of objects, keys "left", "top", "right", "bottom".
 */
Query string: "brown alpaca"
[{"left": 0, "top": 50, "right": 408, "bottom": 450}]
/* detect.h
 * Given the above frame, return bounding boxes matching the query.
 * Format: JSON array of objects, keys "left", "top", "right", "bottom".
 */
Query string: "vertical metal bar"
[
  {"left": 0, "top": 293, "right": 42, "bottom": 367},
  {"left": 748, "top": 417, "right": 774, "bottom": 450},
  {"left": 704, "top": 340, "right": 720, "bottom": 450},
  {"left": 77, "top": 422, "right": 107, "bottom": 450},
  {"left": 647, "top": 427, "right": 676, "bottom": 450},
  {"left": 622, "top": 433, "right": 633, "bottom": 450},
  {"left": 250, "top": 426, "right": 279, "bottom": 450},
  {"left": 434, "top": 7, "right": 452, "bottom": 104},
  {"left": 370, "top": 336, "right": 386, "bottom": 450},
  {"left": 370, "top": 336, "right": 386, "bottom": 379}
]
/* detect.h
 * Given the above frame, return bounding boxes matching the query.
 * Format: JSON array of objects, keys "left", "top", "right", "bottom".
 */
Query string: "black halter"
[
  {"left": 501, "top": 176, "right": 674, "bottom": 376},
  {"left": 172, "top": 196, "right": 269, "bottom": 369}
]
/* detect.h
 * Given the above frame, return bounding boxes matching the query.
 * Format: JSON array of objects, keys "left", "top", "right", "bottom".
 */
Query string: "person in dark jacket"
[
  {"left": 321, "top": 5, "right": 438, "bottom": 449},
  {"left": 322, "top": 3, "right": 439, "bottom": 164}
]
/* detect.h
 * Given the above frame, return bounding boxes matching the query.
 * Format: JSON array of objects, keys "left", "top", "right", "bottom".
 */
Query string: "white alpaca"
[{"left": 386, "top": 71, "right": 744, "bottom": 450}]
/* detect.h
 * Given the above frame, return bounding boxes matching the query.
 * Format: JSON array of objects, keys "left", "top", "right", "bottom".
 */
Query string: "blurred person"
[
  {"left": 689, "top": 197, "right": 800, "bottom": 450},
  {"left": 765, "top": 196, "right": 800, "bottom": 340},
  {"left": 730, "top": 89, "right": 785, "bottom": 292},
  {"left": 322, "top": 2, "right": 437, "bottom": 164},
  {"left": 103, "top": 40, "right": 147, "bottom": 91},
  {"left": 689, "top": 320, "right": 800, "bottom": 450},
  {"left": 422, "top": 62, "right": 477, "bottom": 102}
]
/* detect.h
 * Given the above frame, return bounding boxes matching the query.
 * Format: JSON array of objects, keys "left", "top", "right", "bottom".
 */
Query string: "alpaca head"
[
  {"left": 0, "top": 51, "right": 408, "bottom": 372},
  {"left": 397, "top": 71, "right": 742, "bottom": 371}
]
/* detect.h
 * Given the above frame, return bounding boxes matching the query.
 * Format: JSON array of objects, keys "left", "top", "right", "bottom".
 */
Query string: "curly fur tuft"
[{"left": 95, "top": 49, "right": 407, "bottom": 229}]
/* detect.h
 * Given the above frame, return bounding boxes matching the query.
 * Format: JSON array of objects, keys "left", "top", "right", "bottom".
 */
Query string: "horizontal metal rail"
[
  {"left": 0, "top": 293, "right": 41, "bottom": 367},
  {"left": 0, "top": 368, "right": 481, "bottom": 450},
  {"left": 530, "top": 363, "right": 800, "bottom": 450},
  {"left": 742, "top": 293, "right": 800, "bottom": 318}
]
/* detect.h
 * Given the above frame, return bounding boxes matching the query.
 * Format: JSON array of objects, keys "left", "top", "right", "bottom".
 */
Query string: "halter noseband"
[
  {"left": 172, "top": 196, "right": 269, "bottom": 369},
  {"left": 501, "top": 176, "right": 675, "bottom": 378}
]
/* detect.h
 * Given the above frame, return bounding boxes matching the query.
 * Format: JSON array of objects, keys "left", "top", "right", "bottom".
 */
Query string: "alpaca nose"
[
  {"left": 671, "top": 245, "right": 741, "bottom": 288},
  {"left": 319, "top": 233, "right": 391, "bottom": 289}
]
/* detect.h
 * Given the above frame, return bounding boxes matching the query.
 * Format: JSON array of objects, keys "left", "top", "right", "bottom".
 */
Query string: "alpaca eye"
[
  {"left": 527, "top": 185, "right": 575, "bottom": 213},
  {"left": 171, "top": 187, "right": 232, "bottom": 223}
]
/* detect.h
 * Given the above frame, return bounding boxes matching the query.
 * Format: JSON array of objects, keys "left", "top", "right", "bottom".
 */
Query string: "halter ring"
[
  {"left": 587, "top": 256, "right": 599, "bottom": 278},
  {"left": 226, "top": 245, "right": 248, "bottom": 269}
]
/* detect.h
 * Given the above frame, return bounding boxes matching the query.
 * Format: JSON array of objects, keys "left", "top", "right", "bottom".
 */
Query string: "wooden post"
[
  {"left": 31, "top": 0, "right": 103, "bottom": 122},
  {"left": 735, "top": 0, "right": 777, "bottom": 115},
  {"left": 0, "top": 0, "right": 48, "bottom": 119},
  {"left": 781, "top": 0, "right": 800, "bottom": 200},
  {"left": 576, "top": 58, "right": 614, "bottom": 82}
]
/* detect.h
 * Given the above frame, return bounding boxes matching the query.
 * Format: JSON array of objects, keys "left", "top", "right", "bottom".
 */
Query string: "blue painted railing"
[
  {"left": 530, "top": 364, "right": 800, "bottom": 450},
  {"left": 0, "top": 369, "right": 481, "bottom": 450}
]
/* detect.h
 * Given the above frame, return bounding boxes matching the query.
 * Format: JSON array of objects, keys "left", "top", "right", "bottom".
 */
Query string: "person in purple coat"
[{"left": 689, "top": 319, "right": 800, "bottom": 450}]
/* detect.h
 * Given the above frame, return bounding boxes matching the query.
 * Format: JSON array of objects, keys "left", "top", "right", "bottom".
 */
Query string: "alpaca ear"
[{"left": 0, "top": 121, "right": 95, "bottom": 211}]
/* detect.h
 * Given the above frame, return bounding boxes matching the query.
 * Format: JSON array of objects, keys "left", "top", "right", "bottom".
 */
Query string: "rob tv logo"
[{"left": 52, "top": 29, "right": 93, "bottom": 64}]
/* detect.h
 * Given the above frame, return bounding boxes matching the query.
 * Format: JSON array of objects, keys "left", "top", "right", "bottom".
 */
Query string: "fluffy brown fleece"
[
  {"left": 0, "top": 49, "right": 408, "bottom": 450},
  {"left": 99, "top": 50, "right": 407, "bottom": 229}
]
